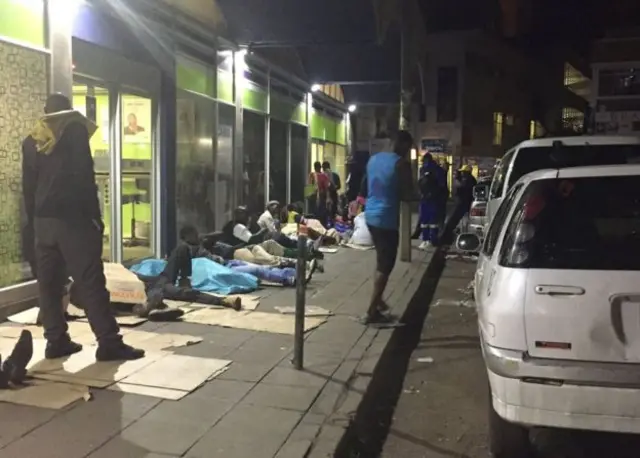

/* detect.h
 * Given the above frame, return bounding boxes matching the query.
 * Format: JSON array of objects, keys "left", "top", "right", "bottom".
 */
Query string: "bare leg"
[{"left": 367, "top": 270, "right": 389, "bottom": 317}]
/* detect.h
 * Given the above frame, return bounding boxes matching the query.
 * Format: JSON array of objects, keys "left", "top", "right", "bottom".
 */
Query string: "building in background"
[
  {"left": 590, "top": 28, "right": 640, "bottom": 135},
  {"left": 0, "top": 0, "right": 351, "bottom": 311}
]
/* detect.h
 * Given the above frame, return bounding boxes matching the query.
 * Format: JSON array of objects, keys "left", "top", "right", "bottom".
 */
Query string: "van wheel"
[{"left": 488, "top": 394, "right": 532, "bottom": 458}]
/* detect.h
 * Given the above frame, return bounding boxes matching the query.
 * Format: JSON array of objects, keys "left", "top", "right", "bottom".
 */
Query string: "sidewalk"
[{"left": 0, "top": 241, "right": 434, "bottom": 458}]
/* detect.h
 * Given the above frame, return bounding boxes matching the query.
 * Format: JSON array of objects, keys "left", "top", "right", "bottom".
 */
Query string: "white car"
[
  {"left": 486, "top": 135, "right": 640, "bottom": 226},
  {"left": 457, "top": 163, "right": 640, "bottom": 458}
]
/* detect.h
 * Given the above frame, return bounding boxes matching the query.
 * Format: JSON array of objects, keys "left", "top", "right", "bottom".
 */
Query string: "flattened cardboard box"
[{"left": 103, "top": 262, "right": 146, "bottom": 304}]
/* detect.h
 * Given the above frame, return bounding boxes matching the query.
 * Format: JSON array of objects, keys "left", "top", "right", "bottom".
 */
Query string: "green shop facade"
[{"left": 0, "top": 0, "right": 350, "bottom": 309}]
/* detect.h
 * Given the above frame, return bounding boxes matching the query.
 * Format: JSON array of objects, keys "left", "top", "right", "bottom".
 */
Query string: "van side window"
[
  {"left": 483, "top": 183, "right": 523, "bottom": 257},
  {"left": 489, "top": 150, "right": 514, "bottom": 199}
]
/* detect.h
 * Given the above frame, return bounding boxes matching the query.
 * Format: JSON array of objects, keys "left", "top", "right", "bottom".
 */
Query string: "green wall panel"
[
  {"left": 243, "top": 82, "right": 267, "bottom": 112},
  {"left": 271, "top": 95, "right": 307, "bottom": 124},
  {"left": 337, "top": 119, "right": 347, "bottom": 145},
  {"left": 292, "top": 101, "right": 307, "bottom": 124},
  {"left": 217, "top": 70, "right": 233, "bottom": 103},
  {"left": 0, "top": 0, "right": 45, "bottom": 47},
  {"left": 310, "top": 111, "right": 345, "bottom": 144},
  {"left": 176, "top": 57, "right": 215, "bottom": 98}
]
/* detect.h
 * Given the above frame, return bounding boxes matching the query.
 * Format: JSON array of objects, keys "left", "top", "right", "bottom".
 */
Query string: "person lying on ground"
[
  {"left": 170, "top": 226, "right": 319, "bottom": 288},
  {"left": 220, "top": 206, "right": 269, "bottom": 246},
  {"left": 131, "top": 230, "right": 243, "bottom": 317}
]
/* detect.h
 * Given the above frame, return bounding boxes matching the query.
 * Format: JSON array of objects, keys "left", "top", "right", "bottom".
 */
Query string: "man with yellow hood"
[{"left": 22, "top": 94, "right": 144, "bottom": 362}]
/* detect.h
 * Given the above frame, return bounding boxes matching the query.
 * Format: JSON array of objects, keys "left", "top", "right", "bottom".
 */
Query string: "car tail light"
[
  {"left": 470, "top": 206, "right": 485, "bottom": 217},
  {"left": 500, "top": 193, "right": 546, "bottom": 268}
]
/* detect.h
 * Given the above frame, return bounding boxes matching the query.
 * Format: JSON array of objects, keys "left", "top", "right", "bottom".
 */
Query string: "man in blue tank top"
[{"left": 359, "top": 131, "right": 416, "bottom": 324}]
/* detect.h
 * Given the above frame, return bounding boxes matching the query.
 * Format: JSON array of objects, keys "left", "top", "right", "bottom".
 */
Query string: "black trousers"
[
  {"left": 138, "top": 243, "right": 225, "bottom": 307},
  {"left": 35, "top": 217, "right": 120, "bottom": 345}
]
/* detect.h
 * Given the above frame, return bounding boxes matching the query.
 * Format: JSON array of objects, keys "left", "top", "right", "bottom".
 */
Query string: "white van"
[
  {"left": 458, "top": 164, "right": 640, "bottom": 457},
  {"left": 486, "top": 136, "right": 640, "bottom": 225}
]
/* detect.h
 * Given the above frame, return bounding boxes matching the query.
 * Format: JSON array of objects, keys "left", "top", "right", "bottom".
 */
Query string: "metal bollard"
[
  {"left": 399, "top": 201, "right": 412, "bottom": 262},
  {"left": 292, "top": 234, "right": 308, "bottom": 370}
]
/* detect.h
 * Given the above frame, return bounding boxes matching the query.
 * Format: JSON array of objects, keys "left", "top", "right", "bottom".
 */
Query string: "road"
[{"left": 378, "top": 253, "right": 640, "bottom": 458}]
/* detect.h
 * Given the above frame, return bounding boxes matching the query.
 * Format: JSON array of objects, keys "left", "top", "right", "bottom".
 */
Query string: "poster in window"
[{"left": 122, "top": 96, "right": 151, "bottom": 143}]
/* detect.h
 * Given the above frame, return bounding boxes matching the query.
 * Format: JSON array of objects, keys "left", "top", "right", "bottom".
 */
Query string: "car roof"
[
  {"left": 513, "top": 135, "right": 640, "bottom": 150},
  {"left": 519, "top": 164, "right": 640, "bottom": 184}
]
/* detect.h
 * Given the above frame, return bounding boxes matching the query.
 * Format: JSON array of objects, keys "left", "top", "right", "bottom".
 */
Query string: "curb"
[{"left": 306, "top": 245, "right": 447, "bottom": 458}]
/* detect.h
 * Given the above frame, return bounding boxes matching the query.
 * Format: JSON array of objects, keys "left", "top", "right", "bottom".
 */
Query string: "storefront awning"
[{"left": 215, "top": 0, "right": 401, "bottom": 104}]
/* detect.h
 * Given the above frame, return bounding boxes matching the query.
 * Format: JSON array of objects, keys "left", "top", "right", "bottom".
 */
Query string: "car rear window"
[
  {"left": 507, "top": 175, "right": 640, "bottom": 270},
  {"left": 508, "top": 144, "right": 640, "bottom": 189}
]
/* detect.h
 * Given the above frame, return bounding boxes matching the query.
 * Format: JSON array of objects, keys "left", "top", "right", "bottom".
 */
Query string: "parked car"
[
  {"left": 486, "top": 135, "right": 640, "bottom": 226},
  {"left": 457, "top": 163, "right": 640, "bottom": 458},
  {"left": 467, "top": 176, "right": 492, "bottom": 235}
]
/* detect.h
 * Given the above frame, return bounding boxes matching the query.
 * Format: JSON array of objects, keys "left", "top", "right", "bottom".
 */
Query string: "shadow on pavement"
[{"left": 333, "top": 247, "right": 447, "bottom": 458}]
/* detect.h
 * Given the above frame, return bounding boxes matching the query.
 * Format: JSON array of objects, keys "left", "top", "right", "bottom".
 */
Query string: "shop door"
[
  {"left": 72, "top": 82, "right": 113, "bottom": 261},
  {"left": 120, "top": 92, "right": 155, "bottom": 262}
]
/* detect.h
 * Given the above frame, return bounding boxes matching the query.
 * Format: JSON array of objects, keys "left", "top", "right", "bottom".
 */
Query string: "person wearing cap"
[{"left": 446, "top": 164, "right": 477, "bottom": 234}]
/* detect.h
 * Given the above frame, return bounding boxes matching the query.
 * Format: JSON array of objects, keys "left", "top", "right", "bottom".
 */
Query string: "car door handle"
[
  {"left": 610, "top": 294, "right": 640, "bottom": 346},
  {"left": 535, "top": 285, "right": 585, "bottom": 296}
]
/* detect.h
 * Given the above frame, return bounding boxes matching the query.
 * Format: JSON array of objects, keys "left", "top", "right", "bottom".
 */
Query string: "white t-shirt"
[
  {"left": 233, "top": 224, "right": 253, "bottom": 243},
  {"left": 257, "top": 210, "right": 278, "bottom": 233}
]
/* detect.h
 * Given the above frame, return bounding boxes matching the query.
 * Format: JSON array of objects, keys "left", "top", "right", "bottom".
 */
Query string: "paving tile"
[
  {"left": 186, "top": 405, "right": 302, "bottom": 458},
  {"left": 261, "top": 367, "right": 328, "bottom": 388},
  {"left": 217, "top": 362, "right": 275, "bottom": 382},
  {"left": 306, "top": 425, "right": 349, "bottom": 458},
  {"left": 0, "top": 391, "right": 159, "bottom": 458},
  {"left": 88, "top": 435, "right": 180, "bottom": 458},
  {"left": 187, "top": 379, "right": 255, "bottom": 403},
  {"left": 226, "top": 343, "right": 290, "bottom": 365},
  {"left": 112, "top": 398, "right": 235, "bottom": 456},
  {"left": 170, "top": 341, "right": 238, "bottom": 359},
  {"left": 242, "top": 383, "right": 320, "bottom": 412},
  {"left": 0, "top": 404, "right": 57, "bottom": 448}
]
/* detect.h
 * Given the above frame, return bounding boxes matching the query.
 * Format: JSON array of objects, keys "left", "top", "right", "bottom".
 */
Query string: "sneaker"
[
  {"left": 96, "top": 342, "right": 145, "bottom": 362},
  {"left": 45, "top": 336, "right": 83, "bottom": 360},
  {"left": 148, "top": 308, "right": 185, "bottom": 322},
  {"left": 359, "top": 310, "right": 396, "bottom": 326},
  {"left": 418, "top": 241, "right": 428, "bottom": 250},
  {"left": 2, "top": 330, "right": 33, "bottom": 385}
]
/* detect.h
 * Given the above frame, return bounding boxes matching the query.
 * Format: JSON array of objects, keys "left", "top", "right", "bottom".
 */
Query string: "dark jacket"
[
  {"left": 22, "top": 116, "right": 102, "bottom": 222},
  {"left": 454, "top": 172, "right": 477, "bottom": 206}
]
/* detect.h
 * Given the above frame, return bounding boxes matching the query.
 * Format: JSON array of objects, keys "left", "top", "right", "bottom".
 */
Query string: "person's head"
[
  {"left": 423, "top": 152, "right": 434, "bottom": 165},
  {"left": 127, "top": 113, "right": 138, "bottom": 126},
  {"left": 393, "top": 130, "right": 413, "bottom": 158},
  {"left": 322, "top": 161, "right": 331, "bottom": 172},
  {"left": 460, "top": 165, "right": 473, "bottom": 175},
  {"left": 233, "top": 206, "right": 249, "bottom": 224},
  {"left": 44, "top": 93, "right": 72, "bottom": 115},
  {"left": 266, "top": 200, "right": 280, "bottom": 215},
  {"left": 313, "top": 161, "right": 322, "bottom": 172},
  {"left": 179, "top": 225, "right": 200, "bottom": 245}
]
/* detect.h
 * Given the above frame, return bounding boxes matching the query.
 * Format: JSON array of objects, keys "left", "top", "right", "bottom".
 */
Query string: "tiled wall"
[{"left": 0, "top": 41, "right": 48, "bottom": 287}]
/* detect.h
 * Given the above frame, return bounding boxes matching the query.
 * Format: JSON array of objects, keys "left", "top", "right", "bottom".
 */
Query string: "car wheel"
[{"left": 488, "top": 392, "right": 532, "bottom": 458}]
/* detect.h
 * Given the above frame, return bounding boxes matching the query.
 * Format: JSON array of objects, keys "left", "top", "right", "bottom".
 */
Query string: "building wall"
[{"left": 591, "top": 32, "right": 640, "bottom": 136}]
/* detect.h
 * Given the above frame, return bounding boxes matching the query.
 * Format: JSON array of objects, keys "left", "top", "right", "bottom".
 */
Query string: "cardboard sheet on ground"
[
  {"left": 104, "top": 262, "right": 147, "bottom": 304},
  {"left": 319, "top": 247, "right": 339, "bottom": 254},
  {"left": 182, "top": 308, "right": 327, "bottom": 335},
  {"left": 274, "top": 306, "right": 333, "bottom": 317},
  {"left": 0, "top": 379, "right": 89, "bottom": 410}
]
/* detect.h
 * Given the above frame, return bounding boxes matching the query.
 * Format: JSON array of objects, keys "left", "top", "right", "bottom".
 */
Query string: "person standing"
[
  {"left": 308, "top": 161, "right": 330, "bottom": 225},
  {"left": 322, "top": 161, "right": 341, "bottom": 221},
  {"left": 446, "top": 164, "right": 477, "bottom": 234},
  {"left": 22, "top": 94, "right": 144, "bottom": 361},
  {"left": 418, "top": 153, "right": 447, "bottom": 249},
  {"left": 360, "top": 131, "right": 416, "bottom": 325}
]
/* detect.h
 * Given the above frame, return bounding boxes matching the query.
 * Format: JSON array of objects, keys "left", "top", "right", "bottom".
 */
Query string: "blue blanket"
[{"left": 130, "top": 258, "right": 259, "bottom": 295}]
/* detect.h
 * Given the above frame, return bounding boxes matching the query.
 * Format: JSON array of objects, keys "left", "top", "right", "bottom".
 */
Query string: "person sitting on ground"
[
  {"left": 256, "top": 200, "right": 299, "bottom": 249},
  {"left": 221, "top": 206, "right": 269, "bottom": 246}
]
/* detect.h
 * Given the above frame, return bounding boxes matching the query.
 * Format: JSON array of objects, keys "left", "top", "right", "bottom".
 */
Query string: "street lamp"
[
  {"left": 348, "top": 104, "right": 357, "bottom": 113},
  {"left": 311, "top": 84, "right": 321, "bottom": 92}
]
